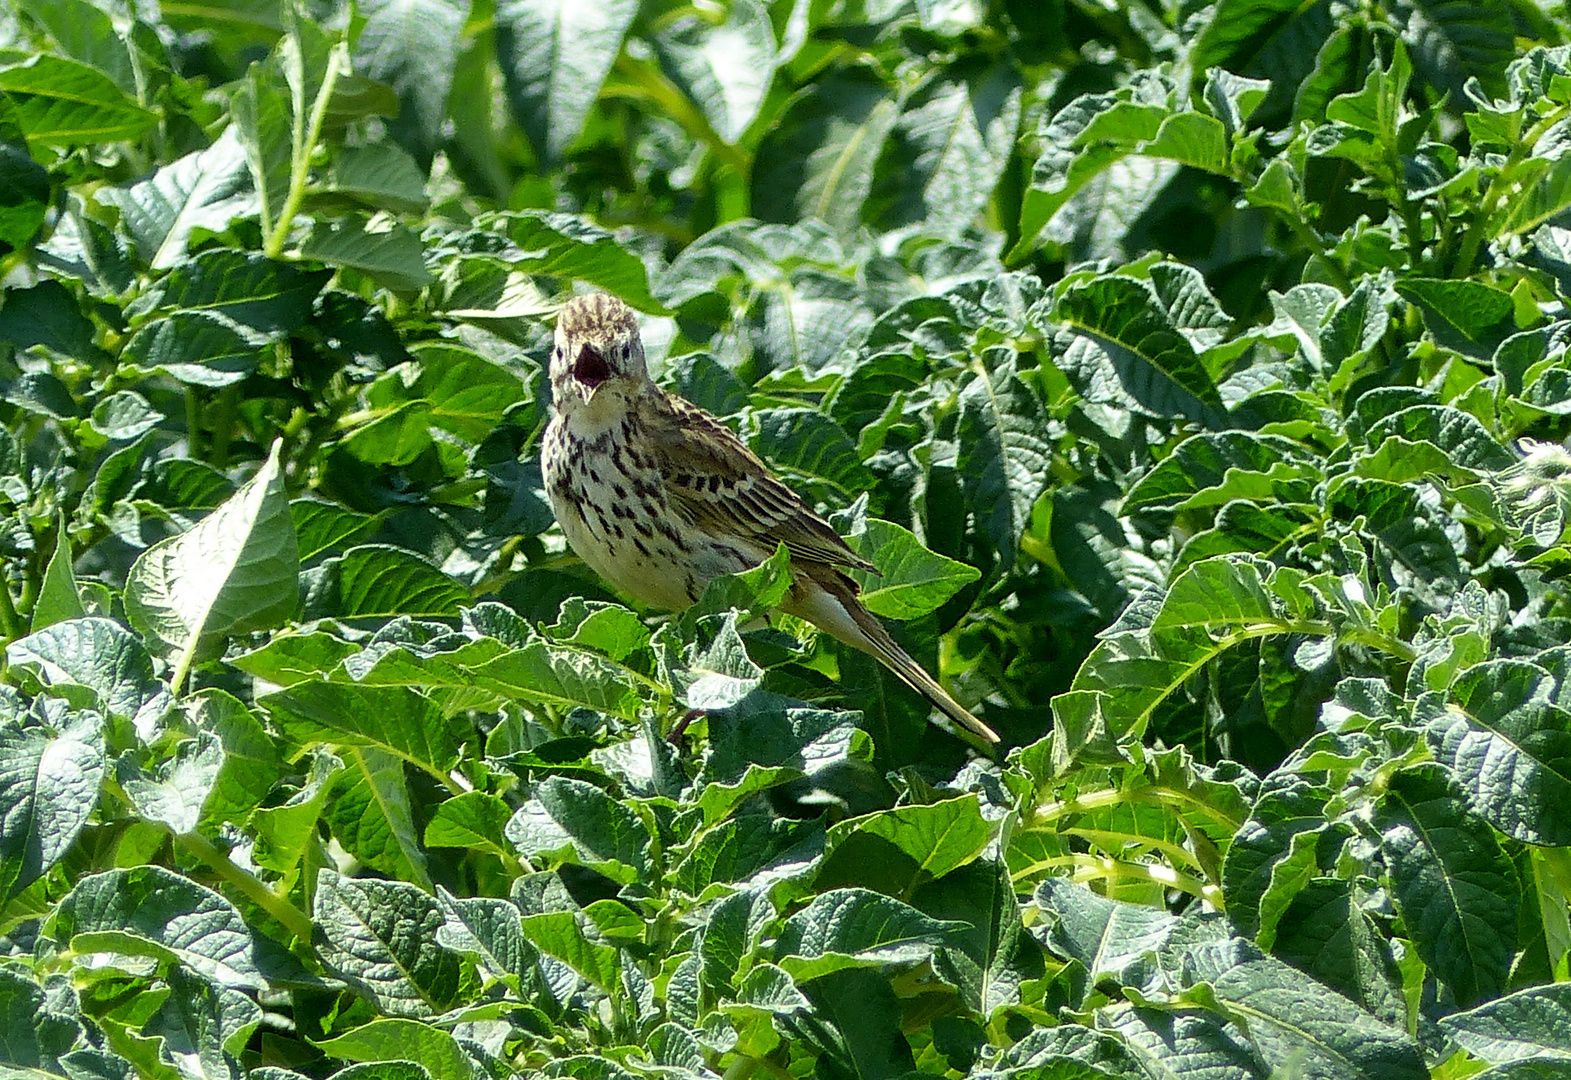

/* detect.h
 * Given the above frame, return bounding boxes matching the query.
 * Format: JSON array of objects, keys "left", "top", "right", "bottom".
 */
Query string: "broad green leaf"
[
  {"left": 650, "top": 0, "right": 776, "bottom": 144},
  {"left": 1187, "top": 938, "right": 1427, "bottom": 1080},
  {"left": 314, "top": 870, "right": 463, "bottom": 1016},
  {"left": 957, "top": 347, "right": 1052, "bottom": 570},
  {"left": 533, "top": 776, "right": 651, "bottom": 881},
  {"left": 520, "top": 910, "right": 621, "bottom": 990},
  {"left": 131, "top": 249, "right": 330, "bottom": 333},
  {"left": 425, "top": 791, "right": 515, "bottom": 858},
  {"left": 251, "top": 749, "right": 344, "bottom": 874},
  {"left": 490, "top": 212, "right": 664, "bottom": 312},
  {"left": 121, "top": 730, "right": 225, "bottom": 835},
  {"left": 870, "top": 60, "right": 1024, "bottom": 238},
  {"left": 849, "top": 518, "right": 980, "bottom": 620},
  {"left": 261, "top": 681, "right": 460, "bottom": 776},
  {"left": 124, "top": 443, "right": 299, "bottom": 688},
  {"left": 402, "top": 343, "right": 526, "bottom": 442},
  {"left": 1395, "top": 278, "right": 1516, "bottom": 360},
  {"left": 95, "top": 128, "right": 255, "bottom": 269},
  {"left": 328, "top": 746, "right": 432, "bottom": 890},
  {"left": 1440, "top": 983, "right": 1571, "bottom": 1063},
  {"left": 774, "top": 888, "right": 965, "bottom": 980},
  {"left": 748, "top": 407, "right": 874, "bottom": 498},
  {"left": 1033, "top": 878, "right": 1177, "bottom": 988},
  {"left": 311, "top": 545, "right": 469, "bottom": 619},
  {"left": 297, "top": 214, "right": 434, "bottom": 290},
  {"left": 314, "top": 1018, "right": 472, "bottom": 1079},
  {"left": 6, "top": 617, "right": 171, "bottom": 732},
  {"left": 1051, "top": 276, "right": 1228, "bottom": 427},
  {"left": 0, "top": 712, "right": 104, "bottom": 901},
  {"left": 54, "top": 865, "right": 265, "bottom": 989},
  {"left": 1373, "top": 764, "right": 1519, "bottom": 1008},
  {"left": 0, "top": 966, "right": 81, "bottom": 1074},
  {"left": 353, "top": 0, "right": 469, "bottom": 158},
  {"left": 495, "top": 0, "right": 638, "bottom": 164},
  {"left": 1123, "top": 432, "right": 1317, "bottom": 515},
  {"left": 753, "top": 67, "right": 900, "bottom": 234},
  {"left": 121, "top": 309, "right": 272, "bottom": 387},
  {"left": 0, "top": 54, "right": 158, "bottom": 146},
  {"left": 822, "top": 795, "right": 993, "bottom": 894},
  {"left": 144, "top": 965, "right": 260, "bottom": 1078},
  {"left": 1426, "top": 659, "right": 1571, "bottom": 846}
]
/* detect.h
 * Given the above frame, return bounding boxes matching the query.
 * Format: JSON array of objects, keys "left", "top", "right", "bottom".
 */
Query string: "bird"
[{"left": 540, "top": 292, "right": 1000, "bottom": 745}]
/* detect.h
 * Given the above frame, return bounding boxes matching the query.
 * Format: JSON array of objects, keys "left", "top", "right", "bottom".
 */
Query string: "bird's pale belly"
[{"left": 544, "top": 422, "right": 761, "bottom": 611}]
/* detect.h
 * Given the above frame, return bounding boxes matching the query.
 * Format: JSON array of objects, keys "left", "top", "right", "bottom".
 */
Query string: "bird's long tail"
[{"left": 787, "top": 573, "right": 1000, "bottom": 745}]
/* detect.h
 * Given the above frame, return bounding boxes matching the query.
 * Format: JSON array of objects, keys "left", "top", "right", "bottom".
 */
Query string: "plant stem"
[
  {"left": 210, "top": 384, "right": 241, "bottom": 469},
  {"left": 263, "top": 44, "right": 346, "bottom": 259},
  {"left": 0, "top": 571, "right": 21, "bottom": 643},
  {"left": 185, "top": 386, "right": 203, "bottom": 459},
  {"left": 178, "top": 831, "right": 315, "bottom": 943}
]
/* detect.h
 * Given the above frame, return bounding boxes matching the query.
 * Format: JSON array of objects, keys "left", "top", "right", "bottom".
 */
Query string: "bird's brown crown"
[{"left": 556, "top": 292, "right": 639, "bottom": 341}]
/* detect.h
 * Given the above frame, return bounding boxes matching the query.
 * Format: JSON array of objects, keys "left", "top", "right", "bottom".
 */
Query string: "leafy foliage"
[{"left": 4, "top": 0, "right": 1571, "bottom": 1078}]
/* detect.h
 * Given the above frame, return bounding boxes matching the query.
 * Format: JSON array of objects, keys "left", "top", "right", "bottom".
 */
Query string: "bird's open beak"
[{"left": 574, "top": 343, "right": 611, "bottom": 397}]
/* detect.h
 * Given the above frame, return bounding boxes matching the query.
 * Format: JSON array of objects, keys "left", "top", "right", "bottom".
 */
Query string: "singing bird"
[{"left": 540, "top": 292, "right": 999, "bottom": 745}]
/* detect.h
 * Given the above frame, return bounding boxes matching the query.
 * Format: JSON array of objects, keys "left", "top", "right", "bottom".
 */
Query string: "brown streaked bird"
[{"left": 541, "top": 292, "right": 1000, "bottom": 745}]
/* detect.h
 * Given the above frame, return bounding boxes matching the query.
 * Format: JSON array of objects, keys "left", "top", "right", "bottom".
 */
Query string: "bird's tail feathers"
[{"left": 791, "top": 575, "right": 1000, "bottom": 745}]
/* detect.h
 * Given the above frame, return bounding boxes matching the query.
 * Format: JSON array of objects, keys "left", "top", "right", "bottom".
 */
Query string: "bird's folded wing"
[{"left": 643, "top": 392, "right": 877, "bottom": 574}]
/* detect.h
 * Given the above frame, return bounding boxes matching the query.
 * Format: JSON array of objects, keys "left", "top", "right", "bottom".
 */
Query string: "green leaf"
[
  {"left": 495, "top": 0, "right": 638, "bottom": 164},
  {"left": 125, "top": 443, "right": 298, "bottom": 687},
  {"left": 1440, "top": 983, "right": 1571, "bottom": 1063},
  {"left": 1123, "top": 432, "right": 1317, "bottom": 515},
  {"left": 0, "top": 54, "right": 158, "bottom": 146},
  {"left": 54, "top": 865, "right": 265, "bottom": 989},
  {"left": 822, "top": 795, "right": 993, "bottom": 894},
  {"left": 870, "top": 59, "right": 1024, "bottom": 238},
  {"left": 353, "top": 0, "right": 469, "bottom": 158},
  {"left": 297, "top": 214, "right": 434, "bottom": 290},
  {"left": 1051, "top": 276, "right": 1228, "bottom": 427},
  {"left": 314, "top": 869, "right": 463, "bottom": 1016},
  {"left": 314, "top": 1018, "right": 474, "bottom": 1079},
  {"left": 95, "top": 128, "right": 256, "bottom": 269},
  {"left": 0, "top": 711, "right": 104, "bottom": 901},
  {"left": 957, "top": 347, "right": 1053, "bottom": 570},
  {"left": 328, "top": 746, "right": 432, "bottom": 890},
  {"left": 402, "top": 343, "right": 526, "bottom": 442},
  {"left": 534, "top": 776, "right": 651, "bottom": 881},
  {"left": 1395, "top": 278, "right": 1516, "bottom": 360},
  {"left": 424, "top": 791, "right": 515, "bottom": 858},
  {"left": 520, "top": 909, "right": 621, "bottom": 990},
  {"left": 650, "top": 0, "right": 777, "bottom": 144},
  {"left": 261, "top": 681, "right": 460, "bottom": 775},
  {"left": 753, "top": 66, "right": 901, "bottom": 234},
  {"left": 310, "top": 545, "right": 469, "bottom": 619},
  {"left": 6, "top": 617, "right": 171, "bottom": 731},
  {"left": 774, "top": 888, "right": 965, "bottom": 980},
  {"left": 491, "top": 212, "right": 665, "bottom": 313},
  {"left": 0, "top": 966, "right": 82, "bottom": 1075},
  {"left": 1426, "top": 658, "right": 1571, "bottom": 846},
  {"left": 1188, "top": 938, "right": 1427, "bottom": 1080},
  {"left": 1373, "top": 764, "right": 1520, "bottom": 1008},
  {"left": 849, "top": 518, "right": 980, "bottom": 620},
  {"left": 31, "top": 512, "right": 84, "bottom": 632}
]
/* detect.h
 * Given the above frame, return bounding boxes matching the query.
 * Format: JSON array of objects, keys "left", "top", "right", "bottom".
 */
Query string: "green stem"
[
  {"left": 0, "top": 569, "right": 21, "bottom": 643},
  {"left": 1451, "top": 103, "right": 1571, "bottom": 279},
  {"left": 185, "top": 386, "right": 203, "bottom": 460},
  {"left": 263, "top": 45, "right": 346, "bottom": 258},
  {"left": 178, "top": 832, "right": 315, "bottom": 943},
  {"left": 720, "top": 1057, "right": 758, "bottom": 1080},
  {"left": 210, "top": 384, "right": 241, "bottom": 470}
]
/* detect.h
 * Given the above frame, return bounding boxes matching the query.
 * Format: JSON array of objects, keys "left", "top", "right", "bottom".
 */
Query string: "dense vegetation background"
[{"left": 4, "top": 0, "right": 1571, "bottom": 1076}]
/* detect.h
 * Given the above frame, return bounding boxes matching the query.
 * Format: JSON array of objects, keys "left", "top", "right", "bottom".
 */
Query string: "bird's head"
[{"left": 550, "top": 293, "right": 648, "bottom": 416}]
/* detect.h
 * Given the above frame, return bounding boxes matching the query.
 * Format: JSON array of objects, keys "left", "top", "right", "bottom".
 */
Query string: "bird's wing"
[{"left": 641, "top": 389, "right": 877, "bottom": 574}]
